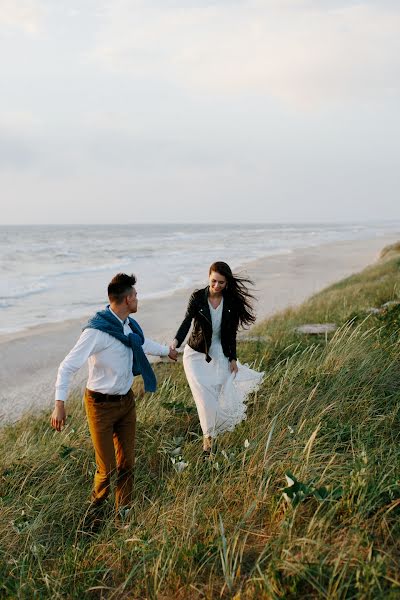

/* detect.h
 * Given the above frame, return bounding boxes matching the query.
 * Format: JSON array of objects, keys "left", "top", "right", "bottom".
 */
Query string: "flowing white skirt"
[{"left": 183, "top": 341, "right": 264, "bottom": 438}]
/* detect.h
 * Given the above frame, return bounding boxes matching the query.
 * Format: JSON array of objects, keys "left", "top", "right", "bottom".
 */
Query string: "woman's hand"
[
  {"left": 230, "top": 360, "right": 238, "bottom": 376},
  {"left": 168, "top": 339, "right": 179, "bottom": 361},
  {"left": 168, "top": 346, "right": 178, "bottom": 361}
]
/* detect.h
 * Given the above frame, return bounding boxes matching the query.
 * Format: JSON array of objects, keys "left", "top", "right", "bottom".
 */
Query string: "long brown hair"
[{"left": 209, "top": 261, "right": 256, "bottom": 328}]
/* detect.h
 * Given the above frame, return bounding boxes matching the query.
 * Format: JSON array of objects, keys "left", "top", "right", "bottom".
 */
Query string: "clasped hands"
[{"left": 168, "top": 338, "right": 179, "bottom": 361}]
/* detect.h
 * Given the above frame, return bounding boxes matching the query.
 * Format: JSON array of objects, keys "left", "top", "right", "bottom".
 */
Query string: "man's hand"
[
  {"left": 51, "top": 400, "right": 66, "bottom": 431},
  {"left": 230, "top": 360, "right": 238, "bottom": 375},
  {"left": 168, "top": 346, "right": 178, "bottom": 361}
]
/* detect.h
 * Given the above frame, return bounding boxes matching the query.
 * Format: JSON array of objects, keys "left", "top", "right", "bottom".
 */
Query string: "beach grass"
[{"left": 1, "top": 245, "right": 400, "bottom": 599}]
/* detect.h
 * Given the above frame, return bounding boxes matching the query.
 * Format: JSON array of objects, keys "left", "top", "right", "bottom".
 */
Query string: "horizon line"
[{"left": 1, "top": 219, "right": 400, "bottom": 227}]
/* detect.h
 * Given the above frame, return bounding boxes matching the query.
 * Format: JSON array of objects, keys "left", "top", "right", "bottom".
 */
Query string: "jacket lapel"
[{"left": 199, "top": 286, "right": 212, "bottom": 324}]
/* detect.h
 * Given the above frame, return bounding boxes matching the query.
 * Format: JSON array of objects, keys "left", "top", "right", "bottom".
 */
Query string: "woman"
[{"left": 172, "top": 262, "right": 264, "bottom": 456}]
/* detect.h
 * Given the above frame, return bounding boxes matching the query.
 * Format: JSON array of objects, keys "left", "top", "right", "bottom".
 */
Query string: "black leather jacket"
[{"left": 174, "top": 287, "right": 239, "bottom": 362}]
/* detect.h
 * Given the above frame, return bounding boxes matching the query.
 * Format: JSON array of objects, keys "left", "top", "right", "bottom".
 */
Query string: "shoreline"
[{"left": 1, "top": 233, "right": 398, "bottom": 424}]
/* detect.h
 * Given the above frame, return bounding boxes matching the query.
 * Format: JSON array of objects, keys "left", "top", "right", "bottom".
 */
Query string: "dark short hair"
[{"left": 108, "top": 273, "right": 137, "bottom": 304}]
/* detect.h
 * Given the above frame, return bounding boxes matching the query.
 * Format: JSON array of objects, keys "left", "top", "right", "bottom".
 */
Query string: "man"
[{"left": 51, "top": 272, "right": 177, "bottom": 522}]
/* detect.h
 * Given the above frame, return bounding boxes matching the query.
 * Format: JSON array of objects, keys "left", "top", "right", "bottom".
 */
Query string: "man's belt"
[{"left": 86, "top": 389, "right": 131, "bottom": 402}]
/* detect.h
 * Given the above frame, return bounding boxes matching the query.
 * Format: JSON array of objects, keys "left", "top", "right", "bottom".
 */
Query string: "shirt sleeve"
[
  {"left": 142, "top": 338, "right": 169, "bottom": 357},
  {"left": 55, "top": 329, "right": 104, "bottom": 402}
]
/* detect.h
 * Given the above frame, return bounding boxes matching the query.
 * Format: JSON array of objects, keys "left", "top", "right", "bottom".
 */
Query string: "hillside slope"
[{"left": 1, "top": 245, "right": 399, "bottom": 599}]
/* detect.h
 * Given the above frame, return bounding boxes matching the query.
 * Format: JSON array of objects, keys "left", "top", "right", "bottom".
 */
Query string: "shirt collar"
[{"left": 108, "top": 305, "right": 128, "bottom": 326}]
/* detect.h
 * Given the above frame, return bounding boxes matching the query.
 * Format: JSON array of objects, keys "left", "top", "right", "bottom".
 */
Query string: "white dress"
[{"left": 183, "top": 298, "right": 264, "bottom": 438}]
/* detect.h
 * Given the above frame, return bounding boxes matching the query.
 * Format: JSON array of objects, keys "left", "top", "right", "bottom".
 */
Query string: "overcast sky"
[{"left": 0, "top": 0, "right": 399, "bottom": 224}]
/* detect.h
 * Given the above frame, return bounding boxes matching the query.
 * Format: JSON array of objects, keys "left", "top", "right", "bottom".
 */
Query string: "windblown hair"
[
  {"left": 209, "top": 261, "right": 256, "bottom": 328},
  {"left": 108, "top": 273, "right": 137, "bottom": 304}
]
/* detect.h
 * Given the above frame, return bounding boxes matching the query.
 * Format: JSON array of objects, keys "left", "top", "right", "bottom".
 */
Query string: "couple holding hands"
[{"left": 51, "top": 262, "right": 263, "bottom": 522}]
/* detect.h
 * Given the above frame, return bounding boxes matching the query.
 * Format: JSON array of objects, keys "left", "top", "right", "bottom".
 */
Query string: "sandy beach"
[{"left": 1, "top": 233, "right": 398, "bottom": 425}]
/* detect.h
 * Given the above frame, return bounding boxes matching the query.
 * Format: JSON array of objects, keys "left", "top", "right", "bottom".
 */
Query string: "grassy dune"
[{"left": 1, "top": 246, "right": 400, "bottom": 599}]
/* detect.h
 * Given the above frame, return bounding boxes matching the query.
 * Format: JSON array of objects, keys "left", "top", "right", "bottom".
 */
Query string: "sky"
[{"left": 0, "top": 0, "right": 399, "bottom": 225}]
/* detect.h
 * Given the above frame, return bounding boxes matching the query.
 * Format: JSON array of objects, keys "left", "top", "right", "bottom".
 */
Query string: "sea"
[{"left": 0, "top": 222, "right": 399, "bottom": 335}]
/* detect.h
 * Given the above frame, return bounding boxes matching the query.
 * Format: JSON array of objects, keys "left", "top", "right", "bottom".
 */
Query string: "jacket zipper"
[{"left": 198, "top": 307, "right": 211, "bottom": 325}]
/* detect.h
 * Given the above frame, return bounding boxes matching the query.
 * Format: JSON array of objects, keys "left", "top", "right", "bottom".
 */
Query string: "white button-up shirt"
[{"left": 55, "top": 308, "right": 169, "bottom": 401}]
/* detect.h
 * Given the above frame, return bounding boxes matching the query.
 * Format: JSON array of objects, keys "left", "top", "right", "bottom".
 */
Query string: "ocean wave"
[
  {"left": 0, "top": 300, "right": 12, "bottom": 308},
  {"left": 0, "top": 280, "right": 50, "bottom": 300},
  {"left": 49, "top": 259, "right": 134, "bottom": 278},
  {"left": 140, "top": 276, "right": 193, "bottom": 301}
]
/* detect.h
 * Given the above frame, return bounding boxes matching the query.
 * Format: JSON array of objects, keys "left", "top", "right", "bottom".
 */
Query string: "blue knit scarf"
[{"left": 83, "top": 307, "right": 157, "bottom": 392}]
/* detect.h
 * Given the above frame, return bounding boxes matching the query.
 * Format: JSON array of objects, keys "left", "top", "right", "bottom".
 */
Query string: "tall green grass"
[{"left": 1, "top": 247, "right": 400, "bottom": 598}]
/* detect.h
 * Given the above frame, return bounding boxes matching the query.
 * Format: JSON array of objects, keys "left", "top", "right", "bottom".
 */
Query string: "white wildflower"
[{"left": 285, "top": 474, "right": 295, "bottom": 487}]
